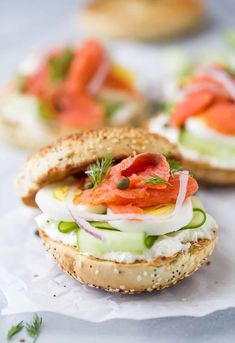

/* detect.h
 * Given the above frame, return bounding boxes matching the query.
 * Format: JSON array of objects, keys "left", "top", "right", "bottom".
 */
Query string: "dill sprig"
[
  {"left": 48, "top": 47, "right": 74, "bottom": 82},
  {"left": 26, "top": 313, "right": 42, "bottom": 343},
  {"left": 7, "top": 320, "right": 24, "bottom": 340},
  {"left": 168, "top": 159, "right": 183, "bottom": 174},
  {"left": 144, "top": 174, "right": 171, "bottom": 186},
  {"left": 86, "top": 155, "right": 113, "bottom": 187}
]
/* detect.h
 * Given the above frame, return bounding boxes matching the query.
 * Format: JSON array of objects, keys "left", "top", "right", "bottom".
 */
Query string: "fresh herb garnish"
[
  {"left": 48, "top": 48, "right": 74, "bottom": 82},
  {"left": 7, "top": 321, "right": 24, "bottom": 340},
  {"left": 168, "top": 159, "right": 183, "bottom": 174},
  {"left": 163, "top": 101, "right": 175, "bottom": 113},
  {"left": 38, "top": 100, "right": 54, "bottom": 121},
  {"left": 87, "top": 155, "right": 113, "bottom": 187},
  {"left": 144, "top": 174, "right": 171, "bottom": 186},
  {"left": 102, "top": 100, "right": 123, "bottom": 118},
  {"left": 26, "top": 313, "right": 42, "bottom": 343}
]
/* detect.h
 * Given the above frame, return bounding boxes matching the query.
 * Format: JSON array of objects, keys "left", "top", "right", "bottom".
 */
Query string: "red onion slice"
[
  {"left": 173, "top": 171, "right": 189, "bottom": 215},
  {"left": 66, "top": 171, "right": 189, "bottom": 223},
  {"left": 87, "top": 56, "right": 110, "bottom": 95},
  {"left": 199, "top": 67, "right": 235, "bottom": 101},
  {"left": 67, "top": 190, "right": 103, "bottom": 240}
]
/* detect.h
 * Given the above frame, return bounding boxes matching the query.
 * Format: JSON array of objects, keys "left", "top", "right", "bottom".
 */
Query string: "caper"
[
  {"left": 116, "top": 177, "right": 130, "bottom": 190},
  {"left": 84, "top": 181, "right": 94, "bottom": 189}
]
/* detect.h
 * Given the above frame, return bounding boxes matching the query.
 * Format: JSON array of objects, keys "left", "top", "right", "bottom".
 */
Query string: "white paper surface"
[{"left": 0, "top": 186, "right": 234, "bottom": 322}]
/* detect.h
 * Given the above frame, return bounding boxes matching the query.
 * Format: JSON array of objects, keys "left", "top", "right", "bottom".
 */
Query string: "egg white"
[
  {"left": 185, "top": 117, "right": 235, "bottom": 147},
  {"left": 107, "top": 198, "right": 193, "bottom": 236},
  {"left": 35, "top": 179, "right": 106, "bottom": 221},
  {"left": 2, "top": 93, "right": 39, "bottom": 125},
  {"left": 36, "top": 180, "right": 194, "bottom": 236},
  {"left": 148, "top": 113, "right": 179, "bottom": 145}
]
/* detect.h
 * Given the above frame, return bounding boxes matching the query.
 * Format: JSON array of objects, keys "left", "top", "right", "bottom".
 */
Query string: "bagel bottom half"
[
  {"left": 39, "top": 230, "right": 217, "bottom": 294},
  {"left": 0, "top": 117, "right": 77, "bottom": 151},
  {"left": 0, "top": 96, "right": 147, "bottom": 150},
  {"left": 182, "top": 158, "right": 235, "bottom": 185}
]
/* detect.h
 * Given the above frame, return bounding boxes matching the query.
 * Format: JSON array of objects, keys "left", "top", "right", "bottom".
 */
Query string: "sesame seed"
[
  {"left": 95, "top": 270, "right": 99, "bottom": 275},
  {"left": 150, "top": 273, "right": 154, "bottom": 278},
  {"left": 143, "top": 271, "right": 148, "bottom": 276},
  {"left": 137, "top": 275, "right": 142, "bottom": 282}
]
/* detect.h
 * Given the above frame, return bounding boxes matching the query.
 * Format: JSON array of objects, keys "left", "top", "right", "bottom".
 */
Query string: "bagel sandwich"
[
  {"left": 148, "top": 63, "right": 235, "bottom": 184},
  {"left": 17, "top": 128, "right": 218, "bottom": 293}
]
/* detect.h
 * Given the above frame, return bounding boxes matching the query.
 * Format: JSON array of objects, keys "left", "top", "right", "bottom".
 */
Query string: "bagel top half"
[
  {"left": 17, "top": 127, "right": 179, "bottom": 207},
  {"left": 80, "top": 0, "right": 205, "bottom": 41}
]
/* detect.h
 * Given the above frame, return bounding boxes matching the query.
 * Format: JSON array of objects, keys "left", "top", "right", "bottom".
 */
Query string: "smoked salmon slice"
[
  {"left": 58, "top": 95, "right": 104, "bottom": 128},
  {"left": 21, "top": 40, "right": 139, "bottom": 128},
  {"left": 77, "top": 153, "right": 198, "bottom": 210},
  {"left": 202, "top": 102, "right": 235, "bottom": 135},
  {"left": 171, "top": 90, "right": 214, "bottom": 127},
  {"left": 64, "top": 40, "right": 106, "bottom": 95},
  {"left": 117, "top": 152, "right": 170, "bottom": 183}
]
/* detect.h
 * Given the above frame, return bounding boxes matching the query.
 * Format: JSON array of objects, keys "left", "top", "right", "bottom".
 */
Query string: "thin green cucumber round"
[
  {"left": 182, "top": 208, "right": 207, "bottom": 230},
  {"left": 58, "top": 221, "right": 79, "bottom": 233}
]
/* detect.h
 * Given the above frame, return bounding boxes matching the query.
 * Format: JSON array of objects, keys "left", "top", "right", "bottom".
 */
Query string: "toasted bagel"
[
  {"left": 181, "top": 158, "right": 235, "bottom": 185},
  {"left": 80, "top": 0, "right": 205, "bottom": 41},
  {"left": 39, "top": 229, "right": 217, "bottom": 293},
  {"left": 0, "top": 116, "right": 78, "bottom": 151}
]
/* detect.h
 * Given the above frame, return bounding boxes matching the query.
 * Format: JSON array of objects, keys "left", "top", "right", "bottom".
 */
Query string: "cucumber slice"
[
  {"left": 145, "top": 235, "right": 159, "bottom": 248},
  {"left": 191, "top": 196, "right": 205, "bottom": 210},
  {"left": 58, "top": 221, "right": 115, "bottom": 234},
  {"left": 90, "top": 221, "right": 116, "bottom": 230},
  {"left": 58, "top": 221, "right": 79, "bottom": 233},
  {"left": 181, "top": 208, "right": 206, "bottom": 229},
  {"left": 77, "top": 229, "right": 152, "bottom": 255},
  {"left": 180, "top": 130, "right": 235, "bottom": 159}
]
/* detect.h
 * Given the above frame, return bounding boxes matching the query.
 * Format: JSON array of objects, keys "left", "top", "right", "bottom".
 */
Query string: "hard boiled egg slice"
[
  {"left": 35, "top": 178, "right": 106, "bottom": 221},
  {"left": 185, "top": 117, "right": 235, "bottom": 147},
  {"left": 107, "top": 198, "right": 193, "bottom": 236}
]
